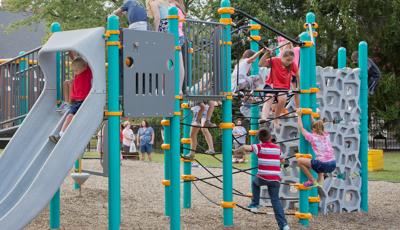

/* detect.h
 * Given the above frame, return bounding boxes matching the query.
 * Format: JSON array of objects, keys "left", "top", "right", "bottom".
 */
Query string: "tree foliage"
[
  {"left": 5, "top": 0, "right": 126, "bottom": 32},
  {"left": 5, "top": 0, "right": 400, "bottom": 135}
]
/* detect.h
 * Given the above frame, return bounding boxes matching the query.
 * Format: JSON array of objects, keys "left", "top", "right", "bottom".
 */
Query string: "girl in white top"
[
  {"left": 122, "top": 121, "right": 135, "bottom": 154},
  {"left": 231, "top": 48, "right": 266, "bottom": 92}
]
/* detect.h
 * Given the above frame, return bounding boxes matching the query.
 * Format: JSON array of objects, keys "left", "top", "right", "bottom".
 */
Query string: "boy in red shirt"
[
  {"left": 49, "top": 57, "right": 93, "bottom": 143},
  {"left": 259, "top": 49, "right": 299, "bottom": 127},
  {"left": 234, "top": 128, "right": 290, "bottom": 230}
]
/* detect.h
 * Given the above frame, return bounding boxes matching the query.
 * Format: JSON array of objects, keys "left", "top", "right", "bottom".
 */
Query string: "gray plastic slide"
[{"left": 0, "top": 27, "right": 106, "bottom": 229}]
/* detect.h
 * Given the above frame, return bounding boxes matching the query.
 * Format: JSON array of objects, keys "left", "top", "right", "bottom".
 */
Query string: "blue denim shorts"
[
  {"left": 311, "top": 160, "right": 336, "bottom": 173},
  {"left": 140, "top": 143, "right": 153, "bottom": 154},
  {"left": 68, "top": 101, "right": 83, "bottom": 115}
]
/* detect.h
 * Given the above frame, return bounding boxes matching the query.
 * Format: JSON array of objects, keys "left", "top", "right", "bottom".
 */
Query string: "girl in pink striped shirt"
[{"left": 297, "top": 110, "right": 336, "bottom": 187}]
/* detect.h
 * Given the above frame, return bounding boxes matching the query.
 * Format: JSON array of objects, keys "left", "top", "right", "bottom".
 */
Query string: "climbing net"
[{"left": 179, "top": 94, "right": 304, "bottom": 215}]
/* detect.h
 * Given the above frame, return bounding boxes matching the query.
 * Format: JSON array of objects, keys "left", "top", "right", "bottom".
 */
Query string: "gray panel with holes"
[
  {"left": 122, "top": 29, "right": 175, "bottom": 117},
  {"left": 259, "top": 67, "right": 361, "bottom": 213}
]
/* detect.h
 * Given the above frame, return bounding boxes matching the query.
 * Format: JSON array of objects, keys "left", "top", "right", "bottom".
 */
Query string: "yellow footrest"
[{"left": 295, "top": 212, "right": 312, "bottom": 220}]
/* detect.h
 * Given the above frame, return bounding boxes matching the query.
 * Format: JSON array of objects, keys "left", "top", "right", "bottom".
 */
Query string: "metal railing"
[
  {"left": 0, "top": 48, "right": 75, "bottom": 132},
  {"left": 369, "top": 115, "right": 400, "bottom": 151},
  {"left": 0, "top": 47, "right": 44, "bottom": 130},
  {"left": 182, "top": 19, "right": 225, "bottom": 100}
]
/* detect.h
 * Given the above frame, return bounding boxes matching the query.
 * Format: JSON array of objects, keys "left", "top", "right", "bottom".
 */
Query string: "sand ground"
[{"left": 26, "top": 159, "right": 400, "bottom": 230}]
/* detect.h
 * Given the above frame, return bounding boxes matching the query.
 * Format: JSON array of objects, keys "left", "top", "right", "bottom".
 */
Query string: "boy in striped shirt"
[{"left": 234, "top": 128, "right": 289, "bottom": 230}]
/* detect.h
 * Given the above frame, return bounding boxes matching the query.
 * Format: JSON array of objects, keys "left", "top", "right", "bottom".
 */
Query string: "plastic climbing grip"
[
  {"left": 161, "top": 119, "right": 170, "bottom": 126},
  {"left": 295, "top": 212, "right": 312, "bottom": 220},
  {"left": 220, "top": 201, "right": 236, "bottom": 209}
]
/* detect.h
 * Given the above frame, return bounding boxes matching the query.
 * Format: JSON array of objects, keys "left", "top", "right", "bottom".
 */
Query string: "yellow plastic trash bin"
[{"left": 368, "top": 149, "right": 384, "bottom": 171}]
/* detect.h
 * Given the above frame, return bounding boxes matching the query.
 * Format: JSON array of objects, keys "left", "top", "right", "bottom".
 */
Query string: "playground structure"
[
  {"left": 0, "top": 0, "right": 369, "bottom": 230},
  {"left": 162, "top": 1, "right": 368, "bottom": 229}
]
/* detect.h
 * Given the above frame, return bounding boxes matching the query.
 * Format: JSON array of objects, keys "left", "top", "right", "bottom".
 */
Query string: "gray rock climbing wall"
[{"left": 260, "top": 67, "right": 361, "bottom": 214}]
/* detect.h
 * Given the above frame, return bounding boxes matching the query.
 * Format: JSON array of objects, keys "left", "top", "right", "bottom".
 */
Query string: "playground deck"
[{"left": 26, "top": 159, "right": 400, "bottom": 230}]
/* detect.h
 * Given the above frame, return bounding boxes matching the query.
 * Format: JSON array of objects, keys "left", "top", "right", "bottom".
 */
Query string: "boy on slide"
[
  {"left": 233, "top": 128, "right": 290, "bottom": 230},
  {"left": 296, "top": 109, "right": 336, "bottom": 187},
  {"left": 49, "top": 57, "right": 93, "bottom": 143}
]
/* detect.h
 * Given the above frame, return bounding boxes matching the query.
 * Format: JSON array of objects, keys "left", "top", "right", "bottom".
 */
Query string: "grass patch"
[
  {"left": 150, "top": 153, "right": 251, "bottom": 169},
  {"left": 82, "top": 151, "right": 101, "bottom": 159},
  {"left": 1, "top": 148, "right": 399, "bottom": 182},
  {"left": 369, "top": 152, "right": 400, "bottom": 182}
]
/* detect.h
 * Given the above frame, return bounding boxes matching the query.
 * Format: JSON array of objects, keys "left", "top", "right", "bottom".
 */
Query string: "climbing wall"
[{"left": 260, "top": 67, "right": 362, "bottom": 214}]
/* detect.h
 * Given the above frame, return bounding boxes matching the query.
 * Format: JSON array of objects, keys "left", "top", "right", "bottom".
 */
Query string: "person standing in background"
[
  {"left": 137, "top": 120, "right": 155, "bottom": 161},
  {"left": 351, "top": 51, "right": 381, "bottom": 95},
  {"left": 232, "top": 119, "right": 247, "bottom": 163}
]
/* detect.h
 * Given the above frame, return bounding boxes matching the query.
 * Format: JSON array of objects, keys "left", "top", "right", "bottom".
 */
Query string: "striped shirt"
[{"left": 251, "top": 142, "right": 282, "bottom": 182}]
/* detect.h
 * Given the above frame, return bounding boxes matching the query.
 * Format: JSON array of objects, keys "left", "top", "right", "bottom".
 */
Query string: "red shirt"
[
  {"left": 265, "top": 57, "right": 298, "bottom": 89},
  {"left": 70, "top": 67, "right": 93, "bottom": 101},
  {"left": 251, "top": 142, "right": 282, "bottom": 182}
]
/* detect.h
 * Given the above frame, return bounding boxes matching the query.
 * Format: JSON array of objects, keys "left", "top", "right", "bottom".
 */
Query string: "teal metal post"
[
  {"left": 49, "top": 22, "right": 61, "bottom": 230},
  {"left": 49, "top": 189, "right": 60, "bottom": 229},
  {"left": 162, "top": 118, "right": 171, "bottom": 216},
  {"left": 249, "top": 20, "right": 260, "bottom": 190},
  {"left": 358, "top": 41, "right": 368, "bottom": 212},
  {"left": 51, "top": 22, "right": 62, "bottom": 104},
  {"left": 183, "top": 42, "right": 193, "bottom": 209},
  {"left": 338, "top": 47, "right": 347, "bottom": 69},
  {"left": 18, "top": 51, "right": 28, "bottom": 115},
  {"left": 168, "top": 7, "right": 181, "bottom": 230},
  {"left": 74, "top": 159, "right": 81, "bottom": 190},
  {"left": 298, "top": 31, "right": 312, "bottom": 227},
  {"left": 306, "top": 12, "right": 319, "bottom": 217},
  {"left": 182, "top": 105, "right": 192, "bottom": 208},
  {"left": 220, "top": 0, "right": 234, "bottom": 227},
  {"left": 107, "top": 15, "right": 121, "bottom": 230}
]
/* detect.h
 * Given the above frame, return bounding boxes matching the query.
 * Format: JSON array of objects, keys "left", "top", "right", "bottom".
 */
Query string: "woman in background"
[{"left": 137, "top": 120, "right": 155, "bottom": 161}]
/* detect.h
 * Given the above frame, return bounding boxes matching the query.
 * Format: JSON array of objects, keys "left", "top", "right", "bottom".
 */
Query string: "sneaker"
[
  {"left": 232, "top": 158, "right": 238, "bottom": 163},
  {"left": 203, "top": 120, "right": 217, "bottom": 128},
  {"left": 282, "top": 224, "right": 290, "bottom": 230},
  {"left": 303, "top": 180, "right": 318, "bottom": 187},
  {"left": 191, "top": 121, "right": 201, "bottom": 127},
  {"left": 183, "top": 152, "right": 195, "bottom": 160},
  {"left": 247, "top": 204, "right": 259, "bottom": 213},
  {"left": 205, "top": 149, "right": 215, "bottom": 155},
  {"left": 49, "top": 135, "right": 60, "bottom": 144},
  {"left": 56, "top": 102, "right": 70, "bottom": 113}
]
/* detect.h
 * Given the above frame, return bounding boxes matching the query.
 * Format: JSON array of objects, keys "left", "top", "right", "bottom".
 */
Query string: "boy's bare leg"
[
  {"left": 189, "top": 127, "right": 200, "bottom": 158},
  {"left": 298, "top": 158, "right": 315, "bottom": 181},
  {"left": 179, "top": 52, "right": 185, "bottom": 95},
  {"left": 148, "top": 153, "right": 152, "bottom": 162},
  {"left": 206, "top": 101, "right": 216, "bottom": 121},
  {"left": 196, "top": 103, "right": 205, "bottom": 124},
  {"left": 294, "top": 88, "right": 299, "bottom": 108},
  {"left": 317, "top": 173, "right": 324, "bottom": 185},
  {"left": 274, "top": 94, "right": 287, "bottom": 127},
  {"left": 141, "top": 153, "right": 145, "bottom": 161},
  {"left": 261, "top": 95, "right": 273, "bottom": 121},
  {"left": 201, "top": 128, "right": 215, "bottom": 152},
  {"left": 293, "top": 81, "right": 299, "bottom": 108},
  {"left": 63, "top": 80, "right": 72, "bottom": 104},
  {"left": 204, "top": 101, "right": 216, "bottom": 127},
  {"left": 60, "top": 114, "right": 74, "bottom": 134}
]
